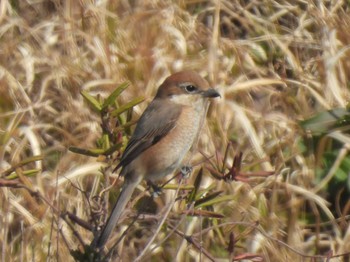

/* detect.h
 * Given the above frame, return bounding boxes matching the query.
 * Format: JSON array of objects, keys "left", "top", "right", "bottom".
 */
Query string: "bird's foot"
[
  {"left": 180, "top": 165, "right": 193, "bottom": 178},
  {"left": 148, "top": 181, "right": 162, "bottom": 197}
]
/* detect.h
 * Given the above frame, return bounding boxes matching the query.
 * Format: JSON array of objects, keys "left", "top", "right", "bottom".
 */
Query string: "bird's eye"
[{"left": 185, "top": 85, "right": 197, "bottom": 93}]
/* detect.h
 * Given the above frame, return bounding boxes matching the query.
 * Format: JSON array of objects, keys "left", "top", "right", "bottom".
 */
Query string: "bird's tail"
[{"left": 91, "top": 178, "right": 140, "bottom": 249}]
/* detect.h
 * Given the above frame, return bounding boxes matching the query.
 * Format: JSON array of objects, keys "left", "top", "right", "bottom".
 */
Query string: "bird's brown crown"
[{"left": 155, "top": 71, "right": 211, "bottom": 98}]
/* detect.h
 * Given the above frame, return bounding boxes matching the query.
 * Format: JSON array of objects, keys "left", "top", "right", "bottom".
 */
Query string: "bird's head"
[{"left": 155, "top": 71, "right": 220, "bottom": 106}]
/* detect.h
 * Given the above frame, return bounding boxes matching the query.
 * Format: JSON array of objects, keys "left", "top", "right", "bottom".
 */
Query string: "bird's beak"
[{"left": 202, "top": 88, "right": 221, "bottom": 98}]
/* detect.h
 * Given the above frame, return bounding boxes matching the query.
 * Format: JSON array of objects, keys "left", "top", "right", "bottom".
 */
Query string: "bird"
[{"left": 91, "top": 70, "right": 220, "bottom": 250}]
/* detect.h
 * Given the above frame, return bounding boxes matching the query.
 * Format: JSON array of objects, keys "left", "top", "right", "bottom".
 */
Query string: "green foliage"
[
  {"left": 300, "top": 108, "right": 350, "bottom": 135},
  {"left": 69, "top": 83, "right": 144, "bottom": 157},
  {"left": 300, "top": 107, "right": 350, "bottom": 215}
]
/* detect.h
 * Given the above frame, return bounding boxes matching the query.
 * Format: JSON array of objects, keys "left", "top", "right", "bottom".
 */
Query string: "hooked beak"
[{"left": 202, "top": 88, "right": 221, "bottom": 98}]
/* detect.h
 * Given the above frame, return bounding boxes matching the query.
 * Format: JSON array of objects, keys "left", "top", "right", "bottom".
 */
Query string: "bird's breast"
[{"left": 137, "top": 106, "right": 205, "bottom": 181}]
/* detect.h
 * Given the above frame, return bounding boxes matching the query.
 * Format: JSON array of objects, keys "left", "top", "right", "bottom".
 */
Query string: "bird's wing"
[{"left": 115, "top": 99, "right": 181, "bottom": 172}]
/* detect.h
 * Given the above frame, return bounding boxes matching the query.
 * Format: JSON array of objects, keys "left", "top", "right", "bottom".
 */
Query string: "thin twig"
[{"left": 134, "top": 178, "right": 184, "bottom": 262}]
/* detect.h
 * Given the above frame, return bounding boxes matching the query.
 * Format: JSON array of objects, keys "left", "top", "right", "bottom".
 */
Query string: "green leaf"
[
  {"left": 6, "top": 169, "right": 41, "bottom": 180},
  {"left": 188, "top": 168, "right": 203, "bottom": 203},
  {"left": 102, "top": 82, "right": 129, "bottom": 109},
  {"left": 334, "top": 168, "right": 348, "bottom": 182},
  {"left": 103, "top": 143, "right": 124, "bottom": 155},
  {"left": 69, "top": 143, "right": 123, "bottom": 157},
  {"left": 194, "top": 191, "right": 223, "bottom": 208},
  {"left": 1, "top": 155, "right": 44, "bottom": 177},
  {"left": 81, "top": 90, "right": 102, "bottom": 112},
  {"left": 341, "top": 155, "right": 350, "bottom": 170},
  {"left": 69, "top": 146, "right": 107, "bottom": 157},
  {"left": 100, "top": 134, "right": 110, "bottom": 151},
  {"left": 300, "top": 108, "right": 350, "bottom": 135},
  {"left": 111, "top": 97, "right": 144, "bottom": 117},
  {"left": 163, "top": 184, "right": 194, "bottom": 190},
  {"left": 195, "top": 194, "right": 233, "bottom": 209}
]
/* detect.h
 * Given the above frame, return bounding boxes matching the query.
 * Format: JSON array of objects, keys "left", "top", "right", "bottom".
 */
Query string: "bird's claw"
[
  {"left": 180, "top": 166, "right": 193, "bottom": 178},
  {"left": 148, "top": 182, "right": 162, "bottom": 197}
]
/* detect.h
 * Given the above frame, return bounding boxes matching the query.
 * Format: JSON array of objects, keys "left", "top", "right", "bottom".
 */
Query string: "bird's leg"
[
  {"left": 147, "top": 166, "right": 193, "bottom": 197},
  {"left": 180, "top": 165, "right": 193, "bottom": 178}
]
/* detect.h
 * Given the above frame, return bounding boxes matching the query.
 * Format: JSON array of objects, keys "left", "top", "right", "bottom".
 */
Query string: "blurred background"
[{"left": 1, "top": 0, "right": 350, "bottom": 261}]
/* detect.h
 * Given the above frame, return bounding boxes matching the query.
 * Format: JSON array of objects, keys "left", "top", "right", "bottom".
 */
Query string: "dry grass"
[{"left": 1, "top": 0, "right": 350, "bottom": 261}]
